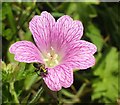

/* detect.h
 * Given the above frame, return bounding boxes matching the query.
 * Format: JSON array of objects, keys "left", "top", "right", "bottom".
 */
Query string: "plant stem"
[
  {"left": 9, "top": 82, "right": 19, "bottom": 103},
  {"left": 76, "top": 83, "right": 87, "bottom": 97},
  {"left": 29, "top": 87, "right": 44, "bottom": 104}
]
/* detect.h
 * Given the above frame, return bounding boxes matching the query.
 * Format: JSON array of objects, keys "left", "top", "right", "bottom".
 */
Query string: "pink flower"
[{"left": 9, "top": 11, "right": 97, "bottom": 91}]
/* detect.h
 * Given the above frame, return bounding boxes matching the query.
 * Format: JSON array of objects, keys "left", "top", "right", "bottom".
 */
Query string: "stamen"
[
  {"left": 47, "top": 53, "right": 51, "bottom": 57},
  {"left": 44, "top": 59, "right": 49, "bottom": 62},
  {"left": 51, "top": 47, "right": 54, "bottom": 51},
  {"left": 43, "top": 47, "right": 60, "bottom": 67}
]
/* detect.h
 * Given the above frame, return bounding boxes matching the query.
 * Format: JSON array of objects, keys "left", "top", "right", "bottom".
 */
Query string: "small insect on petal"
[{"left": 33, "top": 63, "right": 48, "bottom": 77}]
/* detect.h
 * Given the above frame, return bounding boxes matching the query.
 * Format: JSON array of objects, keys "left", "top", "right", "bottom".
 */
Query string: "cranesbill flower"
[{"left": 9, "top": 11, "right": 97, "bottom": 91}]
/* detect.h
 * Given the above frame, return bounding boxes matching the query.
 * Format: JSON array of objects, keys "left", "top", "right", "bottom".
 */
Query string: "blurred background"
[{"left": 1, "top": 2, "right": 119, "bottom": 104}]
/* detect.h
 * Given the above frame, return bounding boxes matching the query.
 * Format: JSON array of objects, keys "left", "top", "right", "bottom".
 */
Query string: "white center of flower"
[{"left": 43, "top": 47, "right": 60, "bottom": 67}]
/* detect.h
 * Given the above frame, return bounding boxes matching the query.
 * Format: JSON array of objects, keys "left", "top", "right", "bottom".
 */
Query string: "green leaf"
[
  {"left": 7, "top": 50, "right": 16, "bottom": 63},
  {"left": 2, "top": 62, "right": 19, "bottom": 82},
  {"left": 92, "top": 47, "right": 118, "bottom": 103},
  {"left": 94, "top": 47, "right": 118, "bottom": 77},
  {"left": 52, "top": 12, "right": 64, "bottom": 18},
  {"left": 3, "top": 29, "right": 13, "bottom": 41},
  {"left": 24, "top": 74, "right": 39, "bottom": 90},
  {"left": 4, "top": 3, "right": 17, "bottom": 34},
  {"left": 86, "top": 23, "right": 104, "bottom": 52}
]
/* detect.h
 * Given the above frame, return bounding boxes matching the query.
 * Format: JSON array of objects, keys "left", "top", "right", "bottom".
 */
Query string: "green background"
[{"left": 1, "top": 2, "right": 119, "bottom": 104}]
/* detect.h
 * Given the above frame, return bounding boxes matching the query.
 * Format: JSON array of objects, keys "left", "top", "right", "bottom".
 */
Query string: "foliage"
[
  {"left": 92, "top": 47, "right": 118, "bottom": 103},
  {"left": 2, "top": 2, "right": 119, "bottom": 104}
]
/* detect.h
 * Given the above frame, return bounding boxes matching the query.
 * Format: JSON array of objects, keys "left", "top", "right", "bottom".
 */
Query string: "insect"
[{"left": 33, "top": 63, "right": 48, "bottom": 77}]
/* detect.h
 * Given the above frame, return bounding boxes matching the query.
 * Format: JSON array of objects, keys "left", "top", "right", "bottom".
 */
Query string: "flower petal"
[
  {"left": 29, "top": 11, "right": 55, "bottom": 53},
  {"left": 9, "top": 41, "right": 43, "bottom": 63},
  {"left": 43, "top": 68, "right": 61, "bottom": 91},
  {"left": 57, "top": 65, "right": 73, "bottom": 88},
  {"left": 62, "top": 40, "right": 97, "bottom": 70},
  {"left": 78, "top": 40, "right": 97, "bottom": 54},
  {"left": 52, "top": 16, "right": 83, "bottom": 55},
  {"left": 56, "top": 16, "right": 83, "bottom": 42},
  {"left": 43, "top": 65, "right": 73, "bottom": 91},
  {"left": 66, "top": 40, "right": 97, "bottom": 57},
  {"left": 65, "top": 54, "right": 96, "bottom": 70}
]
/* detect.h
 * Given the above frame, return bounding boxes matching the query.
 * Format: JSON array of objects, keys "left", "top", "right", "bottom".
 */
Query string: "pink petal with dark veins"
[
  {"left": 9, "top": 41, "right": 43, "bottom": 63},
  {"left": 43, "top": 64, "right": 73, "bottom": 91},
  {"left": 61, "top": 40, "right": 97, "bottom": 69},
  {"left": 29, "top": 11, "right": 55, "bottom": 53}
]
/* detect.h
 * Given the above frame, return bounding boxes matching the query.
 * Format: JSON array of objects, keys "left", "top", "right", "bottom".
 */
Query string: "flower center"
[{"left": 43, "top": 47, "right": 60, "bottom": 67}]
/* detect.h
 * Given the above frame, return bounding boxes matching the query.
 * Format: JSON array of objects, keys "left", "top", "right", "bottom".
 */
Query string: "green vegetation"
[{"left": 1, "top": 2, "right": 119, "bottom": 104}]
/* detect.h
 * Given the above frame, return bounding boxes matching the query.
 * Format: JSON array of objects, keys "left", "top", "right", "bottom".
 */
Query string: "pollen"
[{"left": 43, "top": 47, "right": 60, "bottom": 67}]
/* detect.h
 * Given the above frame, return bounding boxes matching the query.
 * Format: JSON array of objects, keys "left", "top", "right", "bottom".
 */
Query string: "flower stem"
[
  {"left": 29, "top": 87, "right": 44, "bottom": 104},
  {"left": 76, "top": 83, "right": 87, "bottom": 97},
  {"left": 9, "top": 82, "right": 19, "bottom": 103}
]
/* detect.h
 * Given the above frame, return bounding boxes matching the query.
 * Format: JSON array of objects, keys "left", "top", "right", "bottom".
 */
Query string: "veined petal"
[
  {"left": 43, "top": 65, "right": 73, "bottom": 91},
  {"left": 65, "top": 54, "right": 96, "bottom": 70},
  {"left": 65, "top": 40, "right": 97, "bottom": 57},
  {"left": 43, "top": 68, "right": 61, "bottom": 91},
  {"left": 56, "top": 16, "right": 83, "bottom": 42},
  {"left": 29, "top": 11, "right": 55, "bottom": 53},
  {"left": 78, "top": 40, "right": 97, "bottom": 54},
  {"left": 52, "top": 16, "right": 83, "bottom": 55},
  {"left": 57, "top": 65, "right": 73, "bottom": 88},
  {"left": 62, "top": 40, "right": 97, "bottom": 70},
  {"left": 9, "top": 41, "right": 43, "bottom": 63}
]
